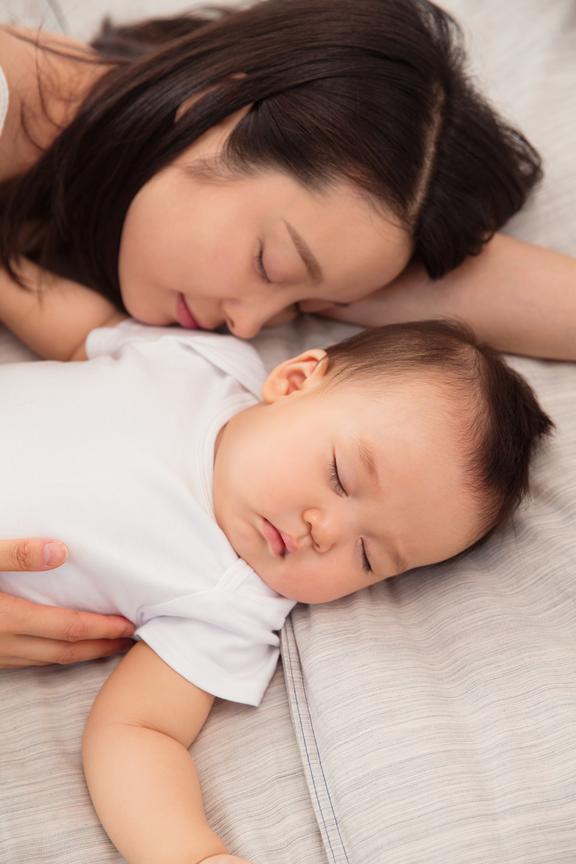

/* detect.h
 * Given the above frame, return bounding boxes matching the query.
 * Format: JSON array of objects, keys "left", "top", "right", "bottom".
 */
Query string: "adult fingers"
[
  {"left": 0, "top": 591, "right": 134, "bottom": 668},
  {"left": 4, "top": 592, "right": 135, "bottom": 641},
  {"left": 0, "top": 538, "right": 68, "bottom": 571},
  {"left": 0, "top": 634, "right": 134, "bottom": 668}
]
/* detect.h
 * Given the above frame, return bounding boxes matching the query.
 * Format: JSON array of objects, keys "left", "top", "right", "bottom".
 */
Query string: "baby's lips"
[{"left": 279, "top": 531, "right": 298, "bottom": 553}]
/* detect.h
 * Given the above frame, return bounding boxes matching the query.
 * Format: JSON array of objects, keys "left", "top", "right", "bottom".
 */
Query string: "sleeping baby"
[{"left": 0, "top": 312, "right": 552, "bottom": 863}]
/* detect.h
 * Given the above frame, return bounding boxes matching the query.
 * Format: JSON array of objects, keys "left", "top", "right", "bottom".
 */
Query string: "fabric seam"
[{"left": 282, "top": 617, "right": 351, "bottom": 863}]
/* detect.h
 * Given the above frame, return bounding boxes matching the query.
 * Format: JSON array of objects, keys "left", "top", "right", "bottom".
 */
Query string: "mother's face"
[{"left": 118, "top": 111, "right": 412, "bottom": 338}]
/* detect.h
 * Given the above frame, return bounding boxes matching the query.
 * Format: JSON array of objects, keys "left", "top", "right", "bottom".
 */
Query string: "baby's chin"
[{"left": 238, "top": 551, "right": 301, "bottom": 601}]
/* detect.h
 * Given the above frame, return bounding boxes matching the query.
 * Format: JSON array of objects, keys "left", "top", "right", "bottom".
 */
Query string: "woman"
[{"left": 1, "top": 0, "right": 574, "bottom": 667}]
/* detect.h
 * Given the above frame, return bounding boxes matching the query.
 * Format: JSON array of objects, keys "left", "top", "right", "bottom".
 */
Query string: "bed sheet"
[
  {"left": 277, "top": 3, "right": 576, "bottom": 859},
  {"left": 1, "top": 1, "right": 575, "bottom": 862}
]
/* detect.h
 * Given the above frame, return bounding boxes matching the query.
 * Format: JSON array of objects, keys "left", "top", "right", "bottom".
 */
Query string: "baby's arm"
[
  {"left": 0, "top": 257, "right": 126, "bottom": 360},
  {"left": 83, "top": 640, "right": 250, "bottom": 864}
]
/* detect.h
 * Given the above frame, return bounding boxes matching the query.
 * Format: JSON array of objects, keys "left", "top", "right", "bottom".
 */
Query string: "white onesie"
[{"left": 0, "top": 322, "right": 296, "bottom": 705}]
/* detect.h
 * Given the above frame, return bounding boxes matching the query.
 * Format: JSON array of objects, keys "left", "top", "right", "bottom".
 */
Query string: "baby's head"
[{"left": 213, "top": 321, "right": 553, "bottom": 603}]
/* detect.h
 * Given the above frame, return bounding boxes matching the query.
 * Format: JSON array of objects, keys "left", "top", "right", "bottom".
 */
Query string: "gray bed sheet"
[
  {"left": 1, "top": 0, "right": 576, "bottom": 862},
  {"left": 0, "top": 660, "right": 328, "bottom": 863}
]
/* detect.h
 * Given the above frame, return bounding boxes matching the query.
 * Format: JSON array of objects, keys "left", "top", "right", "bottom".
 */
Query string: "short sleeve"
[
  {"left": 86, "top": 321, "right": 266, "bottom": 399},
  {"left": 134, "top": 560, "right": 296, "bottom": 706},
  {"left": 85, "top": 319, "right": 165, "bottom": 359}
]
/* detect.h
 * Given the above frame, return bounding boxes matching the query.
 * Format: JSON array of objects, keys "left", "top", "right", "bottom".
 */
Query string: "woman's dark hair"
[
  {"left": 324, "top": 320, "right": 554, "bottom": 546},
  {"left": 0, "top": 0, "right": 542, "bottom": 307}
]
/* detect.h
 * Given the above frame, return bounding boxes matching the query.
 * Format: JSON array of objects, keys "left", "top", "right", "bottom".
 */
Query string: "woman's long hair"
[{"left": 0, "top": 0, "right": 542, "bottom": 307}]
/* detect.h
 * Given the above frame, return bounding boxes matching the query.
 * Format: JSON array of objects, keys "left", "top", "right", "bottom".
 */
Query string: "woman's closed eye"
[{"left": 256, "top": 241, "right": 272, "bottom": 284}]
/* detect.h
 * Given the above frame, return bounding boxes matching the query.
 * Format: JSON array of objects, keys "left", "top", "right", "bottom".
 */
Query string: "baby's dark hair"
[{"left": 323, "top": 320, "right": 554, "bottom": 543}]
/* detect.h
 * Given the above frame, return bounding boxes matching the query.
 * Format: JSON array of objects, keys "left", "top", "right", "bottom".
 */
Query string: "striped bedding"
[{"left": 1, "top": 0, "right": 575, "bottom": 861}]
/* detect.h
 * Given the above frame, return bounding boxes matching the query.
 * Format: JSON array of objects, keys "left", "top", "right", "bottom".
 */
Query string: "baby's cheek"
[{"left": 279, "top": 565, "right": 332, "bottom": 605}]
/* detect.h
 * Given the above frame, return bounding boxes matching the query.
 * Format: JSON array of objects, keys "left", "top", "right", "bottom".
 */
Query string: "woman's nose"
[
  {"left": 223, "top": 299, "right": 299, "bottom": 339},
  {"left": 224, "top": 308, "right": 263, "bottom": 339},
  {"left": 302, "top": 508, "right": 338, "bottom": 554}
]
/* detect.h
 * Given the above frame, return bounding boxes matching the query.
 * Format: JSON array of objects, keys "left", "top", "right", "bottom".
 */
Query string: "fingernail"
[
  {"left": 43, "top": 542, "right": 67, "bottom": 567},
  {"left": 117, "top": 620, "right": 135, "bottom": 637}
]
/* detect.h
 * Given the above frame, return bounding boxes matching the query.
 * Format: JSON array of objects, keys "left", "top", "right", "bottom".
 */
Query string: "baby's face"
[{"left": 213, "top": 351, "right": 486, "bottom": 604}]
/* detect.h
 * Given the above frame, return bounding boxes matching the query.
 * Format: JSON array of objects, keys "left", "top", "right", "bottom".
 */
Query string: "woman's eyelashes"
[
  {"left": 256, "top": 241, "right": 272, "bottom": 284},
  {"left": 256, "top": 240, "right": 307, "bottom": 287}
]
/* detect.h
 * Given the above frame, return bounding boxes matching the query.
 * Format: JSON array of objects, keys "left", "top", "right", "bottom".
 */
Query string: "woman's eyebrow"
[{"left": 283, "top": 219, "right": 324, "bottom": 284}]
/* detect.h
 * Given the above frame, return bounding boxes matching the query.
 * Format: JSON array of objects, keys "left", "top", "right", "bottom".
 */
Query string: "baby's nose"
[{"left": 302, "top": 508, "right": 336, "bottom": 553}]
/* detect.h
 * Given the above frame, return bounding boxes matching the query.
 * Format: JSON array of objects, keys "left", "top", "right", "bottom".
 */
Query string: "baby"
[{"left": 0, "top": 306, "right": 552, "bottom": 863}]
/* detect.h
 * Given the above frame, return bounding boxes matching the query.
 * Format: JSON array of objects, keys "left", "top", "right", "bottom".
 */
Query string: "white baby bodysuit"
[{"left": 0, "top": 322, "right": 295, "bottom": 705}]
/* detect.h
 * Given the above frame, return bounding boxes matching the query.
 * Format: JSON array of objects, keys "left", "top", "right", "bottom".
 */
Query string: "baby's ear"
[{"left": 261, "top": 349, "right": 328, "bottom": 403}]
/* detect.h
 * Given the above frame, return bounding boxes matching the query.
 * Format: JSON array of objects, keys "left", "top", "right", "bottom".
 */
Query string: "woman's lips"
[
  {"left": 261, "top": 518, "right": 287, "bottom": 557},
  {"left": 177, "top": 293, "right": 200, "bottom": 329}
]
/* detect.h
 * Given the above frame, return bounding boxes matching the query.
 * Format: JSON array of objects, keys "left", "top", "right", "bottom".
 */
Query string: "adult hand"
[{"left": 0, "top": 538, "right": 135, "bottom": 668}]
